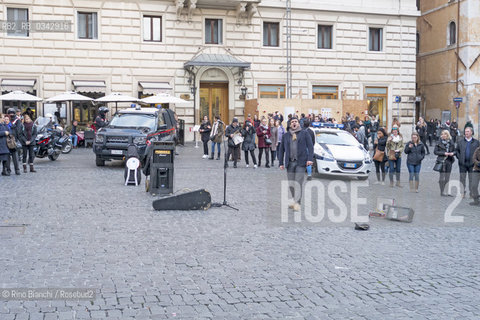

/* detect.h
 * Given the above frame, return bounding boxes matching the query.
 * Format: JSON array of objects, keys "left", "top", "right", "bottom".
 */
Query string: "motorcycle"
[{"left": 33, "top": 117, "right": 70, "bottom": 161}]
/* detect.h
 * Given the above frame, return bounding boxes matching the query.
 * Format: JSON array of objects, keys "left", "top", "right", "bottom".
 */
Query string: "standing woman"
[
  {"left": 253, "top": 114, "right": 260, "bottom": 129},
  {"left": 20, "top": 114, "right": 37, "bottom": 173},
  {"left": 0, "top": 114, "right": 12, "bottom": 176},
  {"left": 404, "top": 132, "right": 426, "bottom": 192},
  {"left": 209, "top": 115, "right": 224, "bottom": 160},
  {"left": 372, "top": 128, "right": 388, "bottom": 184},
  {"left": 434, "top": 130, "right": 456, "bottom": 196},
  {"left": 276, "top": 119, "right": 285, "bottom": 162},
  {"left": 241, "top": 120, "right": 257, "bottom": 168},
  {"left": 256, "top": 118, "right": 271, "bottom": 168},
  {"left": 415, "top": 117, "right": 430, "bottom": 155},
  {"left": 199, "top": 115, "right": 211, "bottom": 159},
  {"left": 268, "top": 118, "right": 278, "bottom": 167},
  {"left": 386, "top": 127, "right": 405, "bottom": 187}
]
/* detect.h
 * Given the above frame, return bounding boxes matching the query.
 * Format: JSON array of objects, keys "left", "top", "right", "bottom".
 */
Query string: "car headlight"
[
  {"left": 133, "top": 136, "right": 147, "bottom": 145},
  {"left": 95, "top": 134, "right": 104, "bottom": 143},
  {"left": 364, "top": 153, "right": 372, "bottom": 163},
  {"left": 315, "top": 146, "right": 334, "bottom": 162}
]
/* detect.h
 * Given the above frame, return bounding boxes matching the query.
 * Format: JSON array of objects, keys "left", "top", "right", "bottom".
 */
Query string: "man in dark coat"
[
  {"left": 455, "top": 127, "right": 480, "bottom": 198},
  {"left": 279, "top": 117, "right": 314, "bottom": 211},
  {"left": 94, "top": 107, "right": 109, "bottom": 131},
  {"left": 6, "top": 108, "right": 21, "bottom": 175}
]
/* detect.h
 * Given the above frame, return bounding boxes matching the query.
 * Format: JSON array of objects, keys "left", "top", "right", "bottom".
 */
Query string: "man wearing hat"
[{"left": 278, "top": 117, "right": 314, "bottom": 211}]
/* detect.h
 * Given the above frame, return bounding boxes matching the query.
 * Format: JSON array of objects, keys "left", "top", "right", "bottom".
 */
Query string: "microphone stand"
[{"left": 211, "top": 126, "right": 239, "bottom": 211}]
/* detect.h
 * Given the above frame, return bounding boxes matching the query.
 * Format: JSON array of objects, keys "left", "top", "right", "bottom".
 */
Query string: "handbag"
[
  {"left": 373, "top": 148, "right": 385, "bottom": 162},
  {"left": 6, "top": 135, "right": 17, "bottom": 150},
  {"left": 388, "top": 150, "right": 397, "bottom": 161},
  {"left": 433, "top": 158, "right": 445, "bottom": 172},
  {"left": 264, "top": 137, "right": 273, "bottom": 145}
]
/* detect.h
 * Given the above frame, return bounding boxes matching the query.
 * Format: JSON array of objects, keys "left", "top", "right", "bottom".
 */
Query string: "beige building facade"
[
  {"left": 1, "top": 0, "right": 419, "bottom": 140},
  {"left": 417, "top": 0, "right": 480, "bottom": 132}
]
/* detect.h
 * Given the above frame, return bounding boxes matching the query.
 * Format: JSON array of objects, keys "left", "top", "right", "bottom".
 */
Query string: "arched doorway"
[{"left": 199, "top": 68, "right": 230, "bottom": 124}]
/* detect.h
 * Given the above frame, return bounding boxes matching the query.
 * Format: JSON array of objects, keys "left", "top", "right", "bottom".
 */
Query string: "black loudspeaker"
[{"left": 152, "top": 189, "right": 212, "bottom": 211}]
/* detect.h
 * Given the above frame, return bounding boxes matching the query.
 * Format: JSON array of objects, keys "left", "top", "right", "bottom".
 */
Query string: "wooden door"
[{"left": 199, "top": 82, "right": 229, "bottom": 124}]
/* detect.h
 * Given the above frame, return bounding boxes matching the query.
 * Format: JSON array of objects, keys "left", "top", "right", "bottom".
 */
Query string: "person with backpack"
[{"left": 404, "top": 132, "right": 426, "bottom": 192}]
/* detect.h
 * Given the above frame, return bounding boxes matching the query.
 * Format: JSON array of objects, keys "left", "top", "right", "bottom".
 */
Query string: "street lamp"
[{"left": 241, "top": 86, "right": 247, "bottom": 99}]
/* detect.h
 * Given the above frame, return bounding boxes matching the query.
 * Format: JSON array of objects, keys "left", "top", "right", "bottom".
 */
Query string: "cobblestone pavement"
[{"left": 1, "top": 144, "right": 479, "bottom": 319}]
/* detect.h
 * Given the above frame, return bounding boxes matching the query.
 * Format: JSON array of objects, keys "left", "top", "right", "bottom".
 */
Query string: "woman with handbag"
[
  {"left": 372, "top": 128, "right": 388, "bottom": 184},
  {"left": 0, "top": 114, "right": 12, "bottom": 176},
  {"left": 19, "top": 114, "right": 37, "bottom": 173},
  {"left": 434, "top": 130, "right": 456, "bottom": 197},
  {"left": 404, "top": 132, "right": 426, "bottom": 192},
  {"left": 256, "top": 118, "right": 271, "bottom": 168},
  {"left": 386, "top": 127, "right": 405, "bottom": 187},
  {"left": 268, "top": 118, "right": 278, "bottom": 167}
]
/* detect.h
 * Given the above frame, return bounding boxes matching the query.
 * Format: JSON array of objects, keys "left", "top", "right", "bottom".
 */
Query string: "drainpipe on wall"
[{"left": 456, "top": 0, "right": 460, "bottom": 95}]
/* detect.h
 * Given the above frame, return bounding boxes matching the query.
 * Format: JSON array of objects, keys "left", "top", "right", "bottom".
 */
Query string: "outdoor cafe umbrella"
[
  {"left": 140, "top": 93, "right": 189, "bottom": 106},
  {"left": 0, "top": 90, "right": 42, "bottom": 113},
  {"left": 45, "top": 91, "right": 93, "bottom": 124},
  {"left": 94, "top": 92, "right": 139, "bottom": 113}
]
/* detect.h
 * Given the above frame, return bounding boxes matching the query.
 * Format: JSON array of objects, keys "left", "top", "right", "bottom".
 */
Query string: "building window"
[
  {"left": 205, "top": 19, "right": 222, "bottom": 45},
  {"left": 78, "top": 12, "right": 98, "bottom": 39},
  {"left": 143, "top": 16, "right": 162, "bottom": 42},
  {"left": 369, "top": 27, "right": 383, "bottom": 51},
  {"left": 366, "top": 87, "right": 388, "bottom": 127},
  {"left": 313, "top": 86, "right": 338, "bottom": 99},
  {"left": 7, "top": 8, "right": 29, "bottom": 37},
  {"left": 263, "top": 22, "right": 279, "bottom": 47},
  {"left": 258, "top": 84, "right": 285, "bottom": 99},
  {"left": 318, "top": 25, "right": 332, "bottom": 49},
  {"left": 449, "top": 21, "right": 456, "bottom": 45}
]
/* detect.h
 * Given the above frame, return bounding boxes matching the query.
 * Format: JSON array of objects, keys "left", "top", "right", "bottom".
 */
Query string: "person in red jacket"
[{"left": 256, "top": 117, "right": 271, "bottom": 167}]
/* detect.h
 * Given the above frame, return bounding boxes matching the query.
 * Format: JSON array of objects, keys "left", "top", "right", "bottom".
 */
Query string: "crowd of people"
[
  {"left": 0, "top": 108, "right": 38, "bottom": 175},
  {"left": 198, "top": 111, "right": 480, "bottom": 207}
]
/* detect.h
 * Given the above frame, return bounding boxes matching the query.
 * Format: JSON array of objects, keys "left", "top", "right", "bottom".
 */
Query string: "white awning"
[
  {"left": 139, "top": 81, "right": 172, "bottom": 95},
  {"left": 72, "top": 80, "right": 106, "bottom": 93},
  {"left": 1, "top": 79, "right": 36, "bottom": 92}
]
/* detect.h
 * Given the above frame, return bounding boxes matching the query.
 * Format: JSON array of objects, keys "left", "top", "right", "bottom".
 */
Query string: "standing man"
[
  {"left": 6, "top": 108, "right": 21, "bottom": 175},
  {"left": 279, "top": 117, "right": 314, "bottom": 211},
  {"left": 455, "top": 127, "right": 480, "bottom": 198},
  {"left": 225, "top": 118, "right": 241, "bottom": 168}
]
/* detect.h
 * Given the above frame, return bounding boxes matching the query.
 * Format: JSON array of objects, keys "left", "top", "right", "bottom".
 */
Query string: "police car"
[{"left": 310, "top": 123, "right": 372, "bottom": 180}]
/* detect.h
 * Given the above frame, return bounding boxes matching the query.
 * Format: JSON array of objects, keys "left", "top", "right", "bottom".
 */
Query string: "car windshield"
[
  {"left": 109, "top": 113, "right": 156, "bottom": 130},
  {"left": 315, "top": 131, "right": 359, "bottom": 145}
]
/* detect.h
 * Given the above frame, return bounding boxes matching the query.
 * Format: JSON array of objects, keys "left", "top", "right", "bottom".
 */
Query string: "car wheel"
[{"left": 96, "top": 156, "right": 105, "bottom": 167}]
